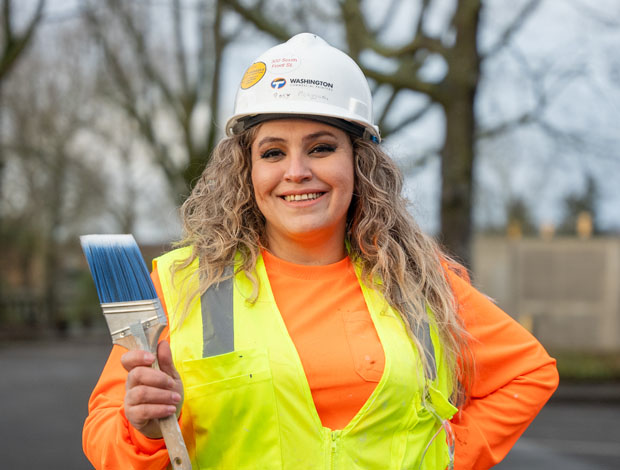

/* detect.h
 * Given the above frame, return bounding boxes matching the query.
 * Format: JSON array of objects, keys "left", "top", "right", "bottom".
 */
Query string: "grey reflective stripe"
[
  {"left": 415, "top": 319, "right": 437, "bottom": 381},
  {"left": 200, "top": 267, "right": 234, "bottom": 357}
]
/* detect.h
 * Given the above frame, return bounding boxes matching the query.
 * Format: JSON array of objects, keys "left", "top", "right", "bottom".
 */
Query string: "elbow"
[
  {"left": 539, "top": 357, "right": 560, "bottom": 404},
  {"left": 549, "top": 359, "right": 560, "bottom": 394},
  {"left": 82, "top": 417, "right": 95, "bottom": 467}
]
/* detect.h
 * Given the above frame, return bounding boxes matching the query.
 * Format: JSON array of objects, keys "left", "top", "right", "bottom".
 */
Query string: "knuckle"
[
  {"left": 121, "top": 351, "right": 139, "bottom": 368},
  {"left": 126, "top": 385, "right": 147, "bottom": 405},
  {"left": 136, "top": 405, "right": 151, "bottom": 422},
  {"left": 132, "top": 367, "right": 146, "bottom": 381},
  {"left": 134, "top": 385, "right": 148, "bottom": 402},
  {"left": 126, "top": 369, "right": 141, "bottom": 388}
]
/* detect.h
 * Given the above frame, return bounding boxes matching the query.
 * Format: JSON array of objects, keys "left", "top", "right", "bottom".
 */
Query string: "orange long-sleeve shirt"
[
  {"left": 83, "top": 258, "right": 558, "bottom": 470},
  {"left": 447, "top": 270, "right": 559, "bottom": 468}
]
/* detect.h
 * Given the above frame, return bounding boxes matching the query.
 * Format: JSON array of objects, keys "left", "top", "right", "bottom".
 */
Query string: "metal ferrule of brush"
[{"left": 102, "top": 298, "right": 168, "bottom": 343}]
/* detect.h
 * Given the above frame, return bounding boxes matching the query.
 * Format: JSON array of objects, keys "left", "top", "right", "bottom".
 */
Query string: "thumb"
[
  {"left": 157, "top": 340, "right": 180, "bottom": 381},
  {"left": 157, "top": 340, "right": 184, "bottom": 418}
]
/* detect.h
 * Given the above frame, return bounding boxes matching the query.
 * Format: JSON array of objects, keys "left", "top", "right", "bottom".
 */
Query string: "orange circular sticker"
[{"left": 240, "top": 62, "right": 266, "bottom": 89}]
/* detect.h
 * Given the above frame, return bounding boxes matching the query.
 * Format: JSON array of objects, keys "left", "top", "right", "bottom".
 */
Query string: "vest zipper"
[{"left": 330, "top": 430, "right": 341, "bottom": 468}]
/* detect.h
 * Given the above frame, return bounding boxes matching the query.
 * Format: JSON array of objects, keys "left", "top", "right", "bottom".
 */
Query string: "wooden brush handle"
[
  {"left": 158, "top": 414, "right": 191, "bottom": 470},
  {"left": 151, "top": 356, "right": 192, "bottom": 470}
]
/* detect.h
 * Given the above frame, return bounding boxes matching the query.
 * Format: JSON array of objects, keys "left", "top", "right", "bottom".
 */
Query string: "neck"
[{"left": 264, "top": 228, "right": 347, "bottom": 266}]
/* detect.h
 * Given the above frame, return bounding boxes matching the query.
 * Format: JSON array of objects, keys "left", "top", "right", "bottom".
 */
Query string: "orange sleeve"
[
  {"left": 448, "top": 270, "right": 559, "bottom": 470},
  {"left": 82, "top": 271, "right": 172, "bottom": 469}
]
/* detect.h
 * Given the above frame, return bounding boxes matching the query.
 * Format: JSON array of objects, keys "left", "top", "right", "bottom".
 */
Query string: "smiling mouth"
[{"left": 282, "top": 192, "right": 325, "bottom": 202}]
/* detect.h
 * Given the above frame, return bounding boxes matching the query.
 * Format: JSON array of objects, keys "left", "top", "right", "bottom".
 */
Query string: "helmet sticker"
[
  {"left": 271, "top": 78, "right": 286, "bottom": 89},
  {"left": 240, "top": 62, "right": 267, "bottom": 89},
  {"left": 269, "top": 56, "right": 300, "bottom": 73}
]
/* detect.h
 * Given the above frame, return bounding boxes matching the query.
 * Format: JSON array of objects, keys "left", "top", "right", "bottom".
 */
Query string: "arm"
[
  {"left": 448, "top": 270, "right": 559, "bottom": 470},
  {"left": 82, "top": 345, "right": 172, "bottom": 469},
  {"left": 82, "top": 272, "right": 179, "bottom": 470}
]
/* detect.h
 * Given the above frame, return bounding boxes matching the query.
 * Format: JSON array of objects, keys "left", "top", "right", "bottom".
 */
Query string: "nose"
[{"left": 283, "top": 151, "right": 312, "bottom": 183}]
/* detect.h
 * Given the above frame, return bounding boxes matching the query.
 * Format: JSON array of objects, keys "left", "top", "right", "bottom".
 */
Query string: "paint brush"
[{"left": 80, "top": 234, "right": 191, "bottom": 470}]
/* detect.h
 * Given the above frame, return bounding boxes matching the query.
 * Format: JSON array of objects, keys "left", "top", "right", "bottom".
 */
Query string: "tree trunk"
[
  {"left": 440, "top": 94, "right": 476, "bottom": 267},
  {"left": 44, "top": 147, "right": 67, "bottom": 333},
  {"left": 438, "top": 0, "right": 481, "bottom": 268}
]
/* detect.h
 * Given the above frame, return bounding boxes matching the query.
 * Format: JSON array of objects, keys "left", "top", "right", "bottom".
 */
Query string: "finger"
[
  {"left": 125, "top": 384, "right": 182, "bottom": 408},
  {"left": 121, "top": 350, "right": 155, "bottom": 372},
  {"left": 155, "top": 341, "right": 184, "bottom": 416},
  {"left": 126, "top": 402, "right": 179, "bottom": 426},
  {"left": 157, "top": 341, "right": 181, "bottom": 381},
  {"left": 126, "top": 366, "right": 176, "bottom": 391}
]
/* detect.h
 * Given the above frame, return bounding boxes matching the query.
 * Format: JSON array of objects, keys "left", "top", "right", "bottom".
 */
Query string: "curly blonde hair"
[{"left": 175, "top": 125, "right": 472, "bottom": 404}]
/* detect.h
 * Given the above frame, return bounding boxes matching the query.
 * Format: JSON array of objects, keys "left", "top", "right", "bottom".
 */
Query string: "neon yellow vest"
[{"left": 155, "top": 247, "right": 457, "bottom": 470}]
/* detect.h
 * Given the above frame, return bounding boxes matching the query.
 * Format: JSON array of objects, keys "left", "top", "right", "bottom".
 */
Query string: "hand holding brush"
[
  {"left": 81, "top": 234, "right": 192, "bottom": 470},
  {"left": 121, "top": 340, "right": 184, "bottom": 440}
]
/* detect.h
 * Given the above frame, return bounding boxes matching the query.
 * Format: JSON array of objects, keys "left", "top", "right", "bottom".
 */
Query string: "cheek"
[
  {"left": 340, "top": 158, "right": 355, "bottom": 198},
  {"left": 251, "top": 163, "right": 274, "bottom": 204}
]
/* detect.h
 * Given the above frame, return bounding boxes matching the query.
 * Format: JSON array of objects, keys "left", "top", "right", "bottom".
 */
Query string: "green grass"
[{"left": 551, "top": 350, "right": 620, "bottom": 382}]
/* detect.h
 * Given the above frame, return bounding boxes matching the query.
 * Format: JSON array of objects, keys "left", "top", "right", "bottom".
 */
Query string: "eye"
[
  {"left": 260, "top": 148, "right": 285, "bottom": 159},
  {"left": 310, "top": 144, "right": 336, "bottom": 155}
]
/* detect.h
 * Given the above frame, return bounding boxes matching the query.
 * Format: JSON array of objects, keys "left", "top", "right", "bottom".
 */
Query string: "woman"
[{"left": 83, "top": 33, "right": 559, "bottom": 470}]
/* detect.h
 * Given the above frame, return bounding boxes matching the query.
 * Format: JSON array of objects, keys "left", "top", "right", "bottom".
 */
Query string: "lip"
[{"left": 278, "top": 189, "right": 327, "bottom": 197}]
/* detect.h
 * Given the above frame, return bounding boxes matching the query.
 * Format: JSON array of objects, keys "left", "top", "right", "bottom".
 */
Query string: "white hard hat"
[{"left": 226, "top": 33, "right": 381, "bottom": 142}]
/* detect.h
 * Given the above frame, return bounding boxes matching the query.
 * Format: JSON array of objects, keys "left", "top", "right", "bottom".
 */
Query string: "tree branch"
[
  {"left": 383, "top": 99, "right": 434, "bottom": 137},
  {"left": 476, "top": 111, "right": 537, "bottom": 140},
  {"left": 398, "top": 150, "right": 439, "bottom": 178},
  {"left": 362, "top": 63, "right": 441, "bottom": 101},
  {"left": 81, "top": 5, "right": 138, "bottom": 110},
  {"left": 110, "top": 0, "right": 183, "bottom": 120},
  {"left": 481, "top": 0, "right": 542, "bottom": 60},
  {"left": 376, "top": 86, "right": 400, "bottom": 133},
  {"left": 224, "top": 0, "right": 291, "bottom": 41},
  {"left": 342, "top": 0, "right": 446, "bottom": 60},
  {"left": 478, "top": 42, "right": 586, "bottom": 140},
  {"left": 565, "top": 0, "right": 620, "bottom": 29},
  {"left": 0, "top": 0, "right": 46, "bottom": 81},
  {"left": 172, "top": 0, "right": 190, "bottom": 96}
]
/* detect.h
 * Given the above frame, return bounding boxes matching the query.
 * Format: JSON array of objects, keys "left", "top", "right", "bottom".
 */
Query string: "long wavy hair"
[{"left": 175, "top": 124, "right": 472, "bottom": 404}]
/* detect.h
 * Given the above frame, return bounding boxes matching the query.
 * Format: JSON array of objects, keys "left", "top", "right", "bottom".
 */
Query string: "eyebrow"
[{"left": 256, "top": 131, "right": 338, "bottom": 148}]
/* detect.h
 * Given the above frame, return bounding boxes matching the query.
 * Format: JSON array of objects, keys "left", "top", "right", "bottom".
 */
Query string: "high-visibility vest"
[{"left": 155, "top": 247, "right": 457, "bottom": 470}]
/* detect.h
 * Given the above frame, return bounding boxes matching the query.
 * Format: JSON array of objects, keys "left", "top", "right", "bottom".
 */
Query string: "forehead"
[{"left": 252, "top": 118, "right": 348, "bottom": 144}]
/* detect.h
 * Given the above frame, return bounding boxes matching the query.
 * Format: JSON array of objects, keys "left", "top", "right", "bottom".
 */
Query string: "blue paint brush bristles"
[{"left": 80, "top": 234, "right": 157, "bottom": 303}]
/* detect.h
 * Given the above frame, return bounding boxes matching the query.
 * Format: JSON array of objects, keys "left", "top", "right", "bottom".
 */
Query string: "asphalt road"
[
  {"left": 1, "top": 337, "right": 618, "bottom": 469},
  {"left": 495, "top": 402, "right": 620, "bottom": 470}
]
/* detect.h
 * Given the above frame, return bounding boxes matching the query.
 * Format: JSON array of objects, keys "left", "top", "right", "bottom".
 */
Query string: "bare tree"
[
  {"left": 0, "top": 0, "right": 46, "bottom": 323},
  {"left": 1, "top": 0, "right": 47, "bottom": 223},
  {"left": 475, "top": 0, "right": 620, "bottom": 237},
  {"left": 1, "top": 24, "right": 107, "bottom": 331},
  {"left": 80, "top": 0, "right": 236, "bottom": 201},
  {"left": 66, "top": 0, "right": 616, "bottom": 266}
]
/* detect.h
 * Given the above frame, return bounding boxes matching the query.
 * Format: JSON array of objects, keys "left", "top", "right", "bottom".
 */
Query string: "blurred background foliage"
[{"left": 1, "top": 0, "right": 619, "bottom": 379}]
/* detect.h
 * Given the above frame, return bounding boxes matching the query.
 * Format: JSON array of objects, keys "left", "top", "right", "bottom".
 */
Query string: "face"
[{"left": 250, "top": 119, "right": 355, "bottom": 252}]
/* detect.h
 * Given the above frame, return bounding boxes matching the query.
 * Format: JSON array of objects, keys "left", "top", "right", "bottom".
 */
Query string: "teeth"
[{"left": 283, "top": 192, "right": 322, "bottom": 202}]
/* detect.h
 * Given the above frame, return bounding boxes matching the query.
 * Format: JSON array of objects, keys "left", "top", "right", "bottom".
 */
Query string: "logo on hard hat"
[
  {"left": 240, "top": 62, "right": 266, "bottom": 89},
  {"left": 271, "top": 78, "right": 286, "bottom": 89}
]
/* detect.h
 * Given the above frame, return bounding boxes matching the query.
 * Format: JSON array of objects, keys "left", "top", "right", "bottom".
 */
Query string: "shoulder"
[
  {"left": 439, "top": 258, "right": 473, "bottom": 298},
  {"left": 153, "top": 246, "right": 195, "bottom": 271}
]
